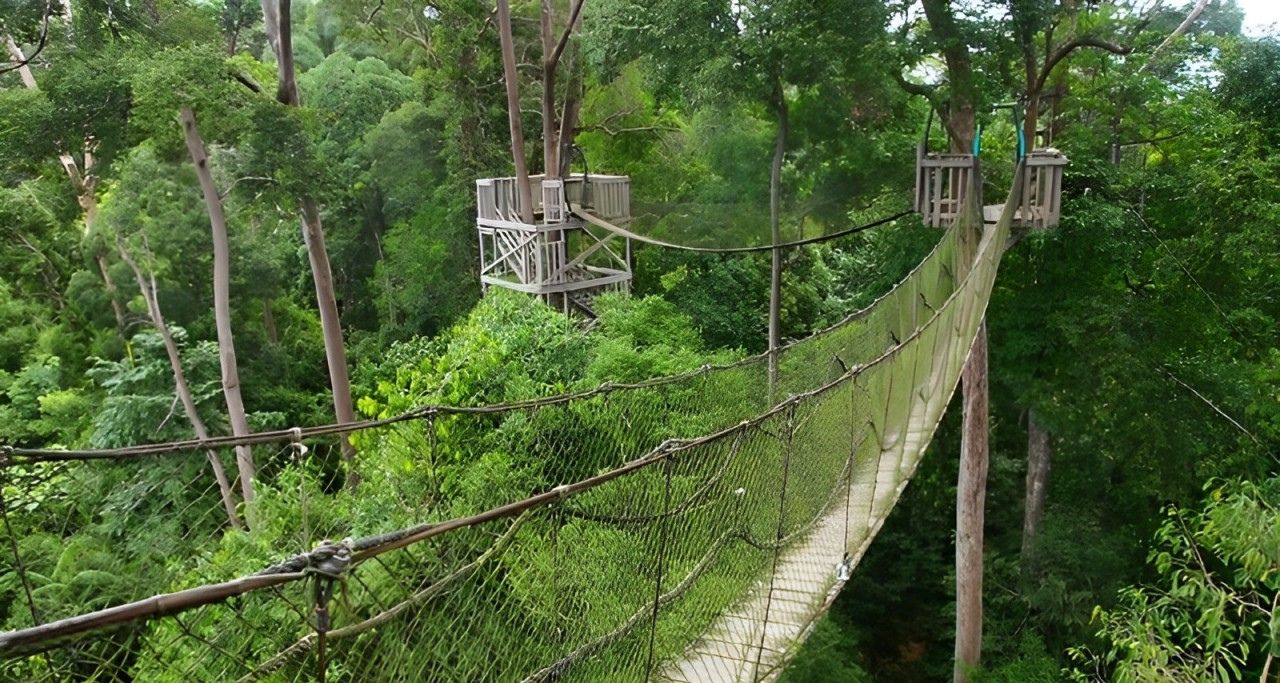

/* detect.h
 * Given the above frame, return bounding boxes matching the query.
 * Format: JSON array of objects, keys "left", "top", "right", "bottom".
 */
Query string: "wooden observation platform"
[
  {"left": 476, "top": 174, "right": 633, "bottom": 315},
  {"left": 916, "top": 146, "right": 1068, "bottom": 231}
]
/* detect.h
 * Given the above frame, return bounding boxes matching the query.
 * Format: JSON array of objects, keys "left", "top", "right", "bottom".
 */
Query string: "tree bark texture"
[
  {"left": 7, "top": 34, "right": 128, "bottom": 333},
  {"left": 766, "top": 82, "right": 788, "bottom": 403},
  {"left": 261, "top": 0, "right": 359, "bottom": 481},
  {"left": 954, "top": 321, "right": 988, "bottom": 683},
  {"left": 540, "top": 0, "right": 558, "bottom": 177},
  {"left": 117, "top": 243, "right": 243, "bottom": 530},
  {"left": 1022, "top": 410, "right": 1051, "bottom": 563},
  {"left": 180, "top": 107, "right": 257, "bottom": 506},
  {"left": 920, "top": 0, "right": 977, "bottom": 153},
  {"left": 496, "top": 0, "right": 535, "bottom": 223},
  {"left": 300, "top": 197, "right": 359, "bottom": 479}
]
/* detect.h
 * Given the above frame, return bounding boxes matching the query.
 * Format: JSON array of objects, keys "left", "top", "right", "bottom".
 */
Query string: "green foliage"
[
  {"left": 130, "top": 45, "right": 254, "bottom": 157},
  {"left": 1219, "top": 37, "right": 1280, "bottom": 144},
  {"left": 86, "top": 330, "right": 224, "bottom": 448},
  {"left": 777, "top": 614, "right": 873, "bottom": 683},
  {"left": 1069, "top": 477, "right": 1280, "bottom": 682},
  {"left": 2, "top": 2, "right": 1279, "bottom": 681}
]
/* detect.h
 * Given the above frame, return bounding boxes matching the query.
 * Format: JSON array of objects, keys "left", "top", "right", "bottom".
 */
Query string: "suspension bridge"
[{"left": 0, "top": 161, "right": 1019, "bottom": 682}]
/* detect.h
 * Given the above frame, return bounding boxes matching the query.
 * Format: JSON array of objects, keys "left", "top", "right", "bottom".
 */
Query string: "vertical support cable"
[
  {"left": 290, "top": 428, "right": 310, "bottom": 545},
  {"left": 313, "top": 575, "right": 332, "bottom": 683},
  {"left": 753, "top": 402, "right": 796, "bottom": 682},
  {"left": 644, "top": 454, "right": 675, "bottom": 676},
  {"left": 840, "top": 376, "right": 861, "bottom": 577},
  {"left": 0, "top": 461, "right": 39, "bottom": 626},
  {"left": 550, "top": 502, "right": 564, "bottom": 649},
  {"left": 425, "top": 410, "right": 439, "bottom": 495}
]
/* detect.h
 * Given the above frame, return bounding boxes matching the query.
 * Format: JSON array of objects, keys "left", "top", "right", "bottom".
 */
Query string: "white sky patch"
[{"left": 1238, "top": 0, "right": 1280, "bottom": 37}]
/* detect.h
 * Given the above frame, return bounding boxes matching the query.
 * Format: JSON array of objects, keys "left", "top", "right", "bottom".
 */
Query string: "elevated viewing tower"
[
  {"left": 916, "top": 146, "right": 1068, "bottom": 231},
  {"left": 476, "top": 174, "right": 633, "bottom": 315}
]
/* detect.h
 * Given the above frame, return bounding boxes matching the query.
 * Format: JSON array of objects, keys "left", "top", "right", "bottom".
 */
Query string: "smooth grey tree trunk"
[
  {"left": 540, "top": 0, "right": 558, "bottom": 177},
  {"left": 117, "top": 243, "right": 242, "bottom": 529},
  {"left": 180, "top": 107, "right": 257, "bottom": 507},
  {"left": 260, "top": 0, "right": 358, "bottom": 483}
]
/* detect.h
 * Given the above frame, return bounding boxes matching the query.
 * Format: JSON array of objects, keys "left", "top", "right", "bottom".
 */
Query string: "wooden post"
[{"left": 954, "top": 322, "right": 987, "bottom": 683}]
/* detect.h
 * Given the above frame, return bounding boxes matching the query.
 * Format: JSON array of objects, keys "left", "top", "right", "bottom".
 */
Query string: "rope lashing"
[
  {"left": 305, "top": 538, "right": 351, "bottom": 683},
  {"left": 304, "top": 538, "right": 354, "bottom": 581}
]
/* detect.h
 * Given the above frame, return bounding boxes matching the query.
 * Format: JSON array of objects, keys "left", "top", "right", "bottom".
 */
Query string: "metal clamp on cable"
[{"left": 306, "top": 538, "right": 354, "bottom": 581}]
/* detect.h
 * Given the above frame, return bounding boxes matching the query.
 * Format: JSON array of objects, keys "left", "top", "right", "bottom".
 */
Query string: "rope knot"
[
  {"left": 288, "top": 427, "right": 308, "bottom": 459},
  {"left": 306, "top": 538, "right": 353, "bottom": 580}
]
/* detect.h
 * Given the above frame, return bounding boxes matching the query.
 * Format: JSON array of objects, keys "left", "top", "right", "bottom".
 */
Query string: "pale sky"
[{"left": 1239, "top": 0, "right": 1280, "bottom": 37}]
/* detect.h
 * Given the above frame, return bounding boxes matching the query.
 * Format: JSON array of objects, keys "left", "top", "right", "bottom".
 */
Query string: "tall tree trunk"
[
  {"left": 921, "top": 0, "right": 977, "bottom": 153},
  {"left": 767, "top": 81, "right": 788, "bottom": 403},
  {"left": 540, "top": 0, "right": 558, "bottom": 178},
  {"left": 96, "top": 253, "right": 128, "bottom": 335},
  {"left": 555, "top": 19, "right": 584, "bottom": 178},
  {"left": 261, "top": 0, "right": 358, "bottom": 483},
  {"left": 955, "top": 322, "right": 988, "bottom": 683},
  {"left": 300, "top": 196, "right": 358, "bottom": 479},
  {"left": 180, "top": 107, "right": 256, "bottom": 506},
  {"left": 1022, "top": 410, "right": 1051, "bottom": 564},
  {"left": 262, "top": 297, "right": 280, "bottom": 345},
  {"left": 117, "top": 242, "right": 243, "bottom": 530},
  {"left": 259, "top": 0, "right": 282, "bottom": 84},
  {"left": 5, "top": 34, "right": 38, "bottom": 88},
  {"left": 496, "top": 0, "right": 534, "bottom": 223},
  {"left": 917, "top": 5, "right": 987, "bottom": 678}
]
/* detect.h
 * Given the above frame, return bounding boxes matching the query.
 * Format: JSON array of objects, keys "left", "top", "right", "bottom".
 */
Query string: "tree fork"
[
  {"left": 260, "top": 0, "right": 359, "bottom": 483},
  {"left": 116, "top": 241, "right": 243, "bottom": 530}
]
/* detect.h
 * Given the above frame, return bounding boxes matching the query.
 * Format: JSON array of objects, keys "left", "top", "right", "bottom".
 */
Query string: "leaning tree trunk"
[
  {"left": 496, "top": 0, "right": 535, "bottom": 223},
  {"left": 554, "top": 14, "right": 585, "bottom": 179},
  {"left": 180, "top": 107, "right": 257, "bottom": 507},
  {"left": 117, "top": 243, "right": 243, "bottom": 529},
  {"left": 6, "top": 34, "right": 128, "bottom": 334},
  {"left": 260, "top": 0, "right": 358, "bottom": 483},
  {"left": 1021, "top": 410, "right": 1051, "bottom": 565},
  {"left": 766, "top": 81, "right": 788, "bottom": 404}
]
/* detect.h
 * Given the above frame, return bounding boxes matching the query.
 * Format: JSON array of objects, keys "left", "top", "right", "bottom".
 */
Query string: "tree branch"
[
  {"left": 547, "top": 0, "right": 585, "bottom": 68},
  {"left": 1138, "top": 0, "right": 1209, "bottom": 74},
  {"left": 1036, "top": 36, "right": 1131, "bottom": 92},
  {"left": 0, "top": 0, "right": 52, "bottom": 76}
]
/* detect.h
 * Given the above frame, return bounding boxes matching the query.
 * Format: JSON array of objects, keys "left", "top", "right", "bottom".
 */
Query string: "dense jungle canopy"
[{"left": 1, "top": 0, "right": 1278, "bottom": 680}]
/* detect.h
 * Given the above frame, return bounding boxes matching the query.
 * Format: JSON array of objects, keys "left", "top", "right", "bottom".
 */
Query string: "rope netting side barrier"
[
  {"left": 0, "top": 212, "right": 957, "bottom": 611},
  {"left": 0, "top": 161, "right": 1018, "bottom": 682}
]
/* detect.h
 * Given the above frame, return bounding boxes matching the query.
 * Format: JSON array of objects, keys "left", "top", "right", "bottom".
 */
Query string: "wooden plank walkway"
[{"left": 655, "top": 331, "right": 967, "bottom": 683}]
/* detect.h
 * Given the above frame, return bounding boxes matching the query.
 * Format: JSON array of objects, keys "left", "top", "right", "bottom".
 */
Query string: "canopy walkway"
[{"left": 0, "top": 162, "right": 1018, "bottom": 682}]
